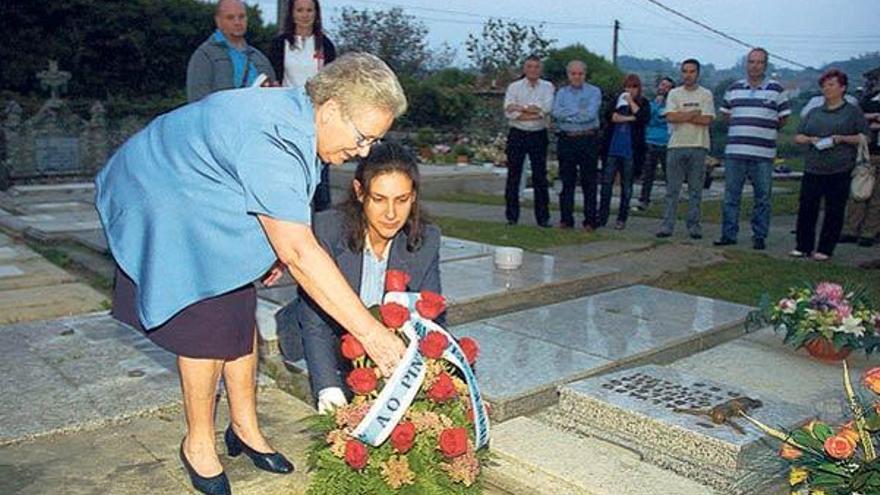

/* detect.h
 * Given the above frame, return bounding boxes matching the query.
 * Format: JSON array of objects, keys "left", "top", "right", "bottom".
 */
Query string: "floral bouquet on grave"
[
  {"left": 749, "top": 281, "right": 880, "bottom": 358},
  {"left": 741, "top": 362, "right": 880, "bottom": 495},
  {"left": 305, "top": 270, "right": 491, "bottom": 494}
]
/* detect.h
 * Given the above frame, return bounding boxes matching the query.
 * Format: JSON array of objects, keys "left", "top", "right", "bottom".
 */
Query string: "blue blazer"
[{"left": 292, "top": 209, "right": 443, "bottom": 398}]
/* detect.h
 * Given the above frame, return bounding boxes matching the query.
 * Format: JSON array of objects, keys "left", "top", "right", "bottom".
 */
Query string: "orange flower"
[
  {"left": 864, "top": 367, "right": 880, "bottom": 394},
  {"left": 779, "top": 443, "right": 803, "bottom": 460},
  {"left": 839, "top": 427, "right": 859, "bottom": 447},
  {"left": 824, "top": 435, "right": 856, "bottom": 460}
]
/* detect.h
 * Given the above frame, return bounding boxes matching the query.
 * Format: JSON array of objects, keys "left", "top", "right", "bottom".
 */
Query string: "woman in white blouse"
[{"left": 271, "top": 0, "right": 337, "bottom": 210}]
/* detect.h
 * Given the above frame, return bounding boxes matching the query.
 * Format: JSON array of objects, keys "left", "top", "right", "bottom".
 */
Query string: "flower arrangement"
[
  {"left": 306, "top": 270, "right": 490, "bottom": 494},
  {"left": 473, "top": 133, "right": 507, "bottom": 166},
  {"left": 752, "top": 282, "right": 880, "bottom": 358},
  {"left": 742, "top": 362, "right": 880, "bottom": 494}
]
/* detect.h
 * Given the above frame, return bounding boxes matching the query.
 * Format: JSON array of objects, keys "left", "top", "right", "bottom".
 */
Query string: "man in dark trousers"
[
  {"left": 503, "top": 56, "right": 555, "bottom": 227},
  {"left": 551, "top": 60, "right": 602, "bottom": 230}
]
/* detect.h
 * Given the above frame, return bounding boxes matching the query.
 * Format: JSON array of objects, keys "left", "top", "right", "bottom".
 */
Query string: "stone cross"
[{"left": 37, "top": 60, "right": 71, "bottom": 100}]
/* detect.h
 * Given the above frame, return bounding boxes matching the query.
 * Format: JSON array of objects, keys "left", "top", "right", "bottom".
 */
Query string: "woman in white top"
[{"left": 271, "top": 0, "right": 337, "bottom": 210}]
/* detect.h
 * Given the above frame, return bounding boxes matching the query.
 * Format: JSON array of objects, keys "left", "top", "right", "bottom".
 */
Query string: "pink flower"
[
  {"left": 816, "top": 282, "right": 845, "bottom": 303},
  {"left": 778, "top": 298, "right": 797, "bottom": 314},
  {"left": 836, "top": 304, "right": 853, "bottom": 324}
]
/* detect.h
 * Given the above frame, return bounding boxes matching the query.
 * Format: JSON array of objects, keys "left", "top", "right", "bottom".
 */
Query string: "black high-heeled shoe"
[
  {"left": 179, "top": 441, "right": 232, "bottom": 495},
  {"left": 224, "top": 426, "right": 294, "bottom": 474}
]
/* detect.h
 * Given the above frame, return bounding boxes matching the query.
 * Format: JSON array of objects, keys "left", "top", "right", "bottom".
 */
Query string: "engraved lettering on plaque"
[{"left": 34, "top": 137, "right": 80, "bottom": 173}]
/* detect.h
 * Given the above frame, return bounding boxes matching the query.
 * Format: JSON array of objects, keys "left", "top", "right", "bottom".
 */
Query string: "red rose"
[
  {"left": 825, "top": 434, "right": 855, "bottom": 459},
  {"left": 390, "top": 421, "right": 416, "bottom": 453},
  {"left": 380, "top": 302, "right": 410, "bottom": 328},
  {"left": 415, "top": 290, "right": 446, "bottom": 320},
  {"left": 385, "top": 270, "right": 411, "bottom": 292},
  {"left": 419, "top": 331, "right": 448, "bottom": 359},
  {"left": 458, "top": 337, "right": 479, "bottom": 365},
  {"left": 346, "top": 367, "right": 378, "bottom": 395},
  {"left": 427, "top": 372, "right": 457, "bottom": 402},
  {"left": 344, "top": 439, "right": 369, "bottom": 469},
  {"left": 438, "top": 427, "right": 468, "bottom": 458},
  {"left": 340, "top": 334, "right": 365, "bottom": 360}
]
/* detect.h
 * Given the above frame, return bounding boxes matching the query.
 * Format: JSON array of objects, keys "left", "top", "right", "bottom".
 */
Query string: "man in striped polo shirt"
[{"left": 715, "top": 48, "right": 791, "bottom": 250}]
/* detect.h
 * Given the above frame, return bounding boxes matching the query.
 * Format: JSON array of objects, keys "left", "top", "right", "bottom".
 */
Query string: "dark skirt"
[{"left": 112, "top": 267, "right": 256, "bottom": 360}]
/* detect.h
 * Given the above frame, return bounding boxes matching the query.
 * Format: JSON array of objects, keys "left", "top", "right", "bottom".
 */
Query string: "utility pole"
[{"left": 612, "top": 19, "right": 620, "bottom": 67}]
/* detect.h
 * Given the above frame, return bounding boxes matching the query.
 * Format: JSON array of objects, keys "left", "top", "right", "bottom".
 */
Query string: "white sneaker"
[
  {"left": 812, "top": 252, "right": 830, "bottom": 261},
  {"left": 789, "top": 249, "right": 805, "bottom": 258}
]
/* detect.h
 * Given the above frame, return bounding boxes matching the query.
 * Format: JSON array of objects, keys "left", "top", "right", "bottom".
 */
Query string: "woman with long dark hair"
[
  {"left": 290, "top": 142, "right": 443, "bottom": 413},
  {"left": 270, "top": 0, "right": 337, "bottom": 211}
]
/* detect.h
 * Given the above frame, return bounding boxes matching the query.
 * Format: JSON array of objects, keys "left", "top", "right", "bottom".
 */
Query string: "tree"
[
  {"left": 465, "top": 18, "right": 555, "bottom": 81},
  {"left": 332, "top": 7, "right": 435, "bottom": 77},
  {"left": 1, "top": 0, "right": 275, "bottom": 99},
  {"left": 398, "top": 69, "right": 478, "bottom": 130}
]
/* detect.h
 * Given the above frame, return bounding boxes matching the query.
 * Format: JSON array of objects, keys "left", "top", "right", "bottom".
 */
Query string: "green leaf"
[
  {"left": 792, "top": 429, "right": 825, "bottom": 452},
  {"left": 813, "top": 423, "right": 834, "bottom": 442},
  {"left": 864, "top": 414, "right": 880, "bottom": 432}
]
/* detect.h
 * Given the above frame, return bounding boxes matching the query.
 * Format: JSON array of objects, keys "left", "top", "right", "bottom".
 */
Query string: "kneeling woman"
[{"left": 293, "top": 142, "right": 442, "bottom": 412}]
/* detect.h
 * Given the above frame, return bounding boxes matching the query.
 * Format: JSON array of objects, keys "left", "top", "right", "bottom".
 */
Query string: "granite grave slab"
[
  {"left": 439, "top": 236, "right": 493, "bottom": 262},
  {"left": 0, "top": 314, "right": 179, "bottom": 445},
  {"left": 451, "top": 322, "right": 613, "bottom": 420},
  {"left": 554, "top": 365, "right": 813, "bottom": 494},
  {"left": 487, "top": 285, "right": 751, "bottom": 362}
]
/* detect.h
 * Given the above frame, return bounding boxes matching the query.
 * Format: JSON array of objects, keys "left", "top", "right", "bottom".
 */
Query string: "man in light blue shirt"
[
  {"left": 186, "top": 0, "right": 276, "bottom": 102},
  {"left": 551, "top": 60, "right": 602, "bottom": 229},
  {"left": 636, "top": 76, "right": 674, "bottom": 210}
]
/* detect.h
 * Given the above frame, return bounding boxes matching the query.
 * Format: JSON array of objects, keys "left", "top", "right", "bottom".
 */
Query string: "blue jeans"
[
  {"left": 721, "top": 158, "right": 773, "bottom": 241},
  {"left": 599, "top": 155, "right": 634, "bottom": 225}
]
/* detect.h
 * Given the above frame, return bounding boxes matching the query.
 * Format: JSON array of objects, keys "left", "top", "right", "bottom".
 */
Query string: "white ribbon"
[{"left": 351, "top": 292, "right": 490, "bottom": 449}]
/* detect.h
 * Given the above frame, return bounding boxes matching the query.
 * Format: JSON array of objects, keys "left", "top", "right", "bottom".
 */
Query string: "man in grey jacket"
[{"left": 186, "top": 0, "right": 276, "bottom": 102}]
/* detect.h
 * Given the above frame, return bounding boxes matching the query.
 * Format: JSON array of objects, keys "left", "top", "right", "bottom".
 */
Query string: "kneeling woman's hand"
[{"left": 317, "top": 387, "right": 348, "bottom": 413}]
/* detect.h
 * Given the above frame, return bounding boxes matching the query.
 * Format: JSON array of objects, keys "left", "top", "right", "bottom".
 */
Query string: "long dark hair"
[
  {"left": 283, "top": 0, "right": 325, "bottom": 56},
  {"left": 340, "top": 142, "right": 425, "bottom": 253}
]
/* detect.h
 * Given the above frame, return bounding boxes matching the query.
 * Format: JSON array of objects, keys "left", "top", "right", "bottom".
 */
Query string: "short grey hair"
[
  {"left": 567, "top": 60, "right": 586, "bottom": 72},
  {"left": 306, "top": 52, "right": 407, "bottom": 118}
]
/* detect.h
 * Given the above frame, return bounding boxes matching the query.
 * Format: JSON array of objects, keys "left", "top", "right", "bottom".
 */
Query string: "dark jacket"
[
  {"left": 292, "top": 209, "right": 442, "bottom": 399},
  {"left": 269, "top": 34, "right": 337, "bottom": 84},
  {"left": 600, "top": 94, "right": 651, "bottom": 162},
  {"left": 185, "top": 34, "right": 276, "bottom": 103}
]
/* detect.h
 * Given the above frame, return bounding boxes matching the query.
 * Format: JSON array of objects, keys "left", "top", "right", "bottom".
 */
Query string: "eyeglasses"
[{"left": 347, "top": 118, "right": 381, "bottom": 149}]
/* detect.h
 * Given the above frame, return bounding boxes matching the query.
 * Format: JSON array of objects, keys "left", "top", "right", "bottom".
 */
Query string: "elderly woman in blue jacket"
[
  {"left": 289, "top": 142, "right": 443, "bottom": 413},
  {"left": 95, "top": 53, "right": 407, "bottom": 495}
]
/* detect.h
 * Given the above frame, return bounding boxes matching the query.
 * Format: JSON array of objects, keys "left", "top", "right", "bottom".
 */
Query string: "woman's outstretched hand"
[{"left": 360, "top": 322, "right": 406, "bottom": 377}]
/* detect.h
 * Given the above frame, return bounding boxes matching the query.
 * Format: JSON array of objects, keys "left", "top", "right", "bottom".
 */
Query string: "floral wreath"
[{"left": 306, "top": 270, "right": 491, "bottom": 493}]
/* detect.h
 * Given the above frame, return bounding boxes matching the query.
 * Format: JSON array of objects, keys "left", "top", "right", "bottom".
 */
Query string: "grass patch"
[
  {"left": 433, "top": 178, "right": 803, "bottom": 224},
  {"left": 27, "top": 242, "right": 114, "bottom": 295},
  {"left": 652, "top": 250, "right": 880, "bottom": 306},
  {"left": 432, "top": 192, "right": 521, "bottom": 208},
  {"left": 433, "top": 216, "right": 605, "bottom": 251},
  {"left": 632, "top": 180, "right": 802, "bottom": 222}
]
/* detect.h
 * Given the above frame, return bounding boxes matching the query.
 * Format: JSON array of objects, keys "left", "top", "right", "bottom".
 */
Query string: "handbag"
[{"left": 851, "top": 135, "right": 875, "bottom": 201}]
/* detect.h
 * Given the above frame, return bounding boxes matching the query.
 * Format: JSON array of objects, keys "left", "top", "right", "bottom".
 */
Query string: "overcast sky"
[{"left": 251, "top": 0, "right": 880, "bottom": 70}]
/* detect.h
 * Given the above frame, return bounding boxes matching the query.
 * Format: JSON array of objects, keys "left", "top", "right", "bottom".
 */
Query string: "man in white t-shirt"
[
  {"left": 503, "top": 56, "right": 555, "bottom": 227},
  {"left": 656, "top": 58, "right": 715, "bottom": 239}
]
